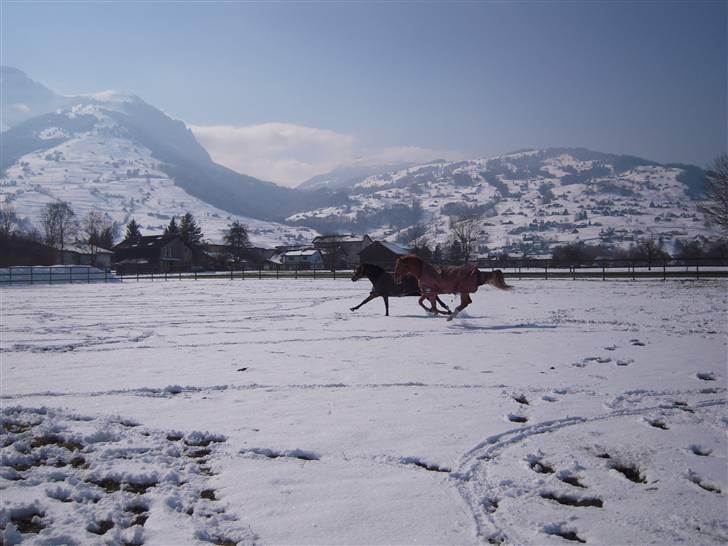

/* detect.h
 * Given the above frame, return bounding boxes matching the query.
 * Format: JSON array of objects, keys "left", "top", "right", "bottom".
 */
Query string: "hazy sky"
[{"left": 2, "top": 1, "right": 726, "bottom": 186}]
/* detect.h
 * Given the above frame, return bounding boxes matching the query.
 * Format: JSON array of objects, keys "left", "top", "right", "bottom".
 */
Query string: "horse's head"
[{"left": 351, "top": 264, "right": 365, "bottom": 282}]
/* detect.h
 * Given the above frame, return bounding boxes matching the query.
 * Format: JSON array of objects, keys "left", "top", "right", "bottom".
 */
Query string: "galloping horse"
[
  {"left": 350, "top": 263, "right": 451, "bottom": 316},
  {"left": 394, "top": 255, "right": 511, "bottom": 320}
]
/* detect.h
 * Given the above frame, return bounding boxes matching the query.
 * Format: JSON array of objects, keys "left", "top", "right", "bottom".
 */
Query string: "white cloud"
[{"left": 190, "top": 122, "right": 461, "bottom": 187}]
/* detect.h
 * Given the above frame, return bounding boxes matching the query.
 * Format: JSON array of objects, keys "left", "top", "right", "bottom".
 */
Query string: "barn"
[{"left": 358, "top": 241, "right": 411, "bottom": 271}]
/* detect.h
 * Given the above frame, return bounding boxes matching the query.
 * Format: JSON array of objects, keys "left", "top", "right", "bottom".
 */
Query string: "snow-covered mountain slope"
[
  {"left": 287, "top": 149, "right": 717, "bottom": 256},
  {"left": 297, "top": 161, "right": 417, "bottom": 192},
  {"left": 0, "top": 96, "right": 316, "bottom": 246}
]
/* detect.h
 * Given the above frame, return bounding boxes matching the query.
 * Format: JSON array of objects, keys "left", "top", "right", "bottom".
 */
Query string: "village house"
[
  {"left": 60, "top": 244, "right": 114, "bottom": 269},
  {"left": 112, "top": 234, "right": 192, "bottom": 274},
  {"left": 358, "top": 241, "right": 411, "bottom": 271},
  {"left": 273, "top": 248, "right": 324, "bottom": 270},
  {"left": 312, "top": 234, "right": 373, "bottom": 269}
]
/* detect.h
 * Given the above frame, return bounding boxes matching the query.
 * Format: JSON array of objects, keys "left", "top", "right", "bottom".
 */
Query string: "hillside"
[
  {"left": 0, "top": 68, "right": 326, "bottom": 246},
  {"left": 288, "top": 148, "right": 716, "bottom": 256}
]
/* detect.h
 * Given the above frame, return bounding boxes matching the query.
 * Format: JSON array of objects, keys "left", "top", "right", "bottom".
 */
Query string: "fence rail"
[{"left": 1, "top": 259, "right": 727, "bottom": 285}]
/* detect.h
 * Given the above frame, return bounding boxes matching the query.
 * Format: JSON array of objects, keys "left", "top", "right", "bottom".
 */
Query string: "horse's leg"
[
  {"left": 447, "top": 293, "right": 472, "bottom": 321},
  {"left": 418, "top": 296, "right": 431, "bottom": 314},
  {"left": 351, "top": 293, "right": 378, "bottom": 312},
  {"left": 384, "top": 295, "right": 389, "bottom": 316},
  {"left": 435, "top": 296, "right": 452, "bottom": 314},
  {"left": 419, "top": 296, "right": 437, "bottom": 314}
]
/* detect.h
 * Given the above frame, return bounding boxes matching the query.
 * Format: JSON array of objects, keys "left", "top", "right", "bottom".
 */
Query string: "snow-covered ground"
[{"left": 1, "top": 279, "right": 726, "bottom": 545}]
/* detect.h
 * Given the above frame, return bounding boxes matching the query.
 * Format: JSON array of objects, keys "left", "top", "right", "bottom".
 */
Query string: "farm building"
[
  {"left": 312, "top": 234, "right": 373, "bottom": 269},
  {"left": 358, "top": 241, "right": 411, "bottom": 271},
  {"left": 112, "top": 235, "right": 193, "bottom": 274}
]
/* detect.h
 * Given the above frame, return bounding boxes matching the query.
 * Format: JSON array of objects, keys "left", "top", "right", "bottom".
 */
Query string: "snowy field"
[{"left": 1, "top": 278, "right": 726, "bottom": 545}]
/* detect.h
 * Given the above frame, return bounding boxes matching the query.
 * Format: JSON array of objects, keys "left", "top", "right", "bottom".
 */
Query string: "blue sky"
[{"left": 2, "top": 1, "right": 726, "bottom": 186}]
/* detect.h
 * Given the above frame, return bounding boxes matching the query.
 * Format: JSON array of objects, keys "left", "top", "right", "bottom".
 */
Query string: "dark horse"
[
  {"left": 350, "top": 263, "right": 451, "bottom": 316},
  {"left": 394, "top": 255, "right": 511, "bottom": 321}
]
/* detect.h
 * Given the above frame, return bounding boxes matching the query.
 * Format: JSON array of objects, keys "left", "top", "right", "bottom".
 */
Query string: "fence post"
[
  {"left": 632, "top": 261, "right": 635, "bottom": 281},
  {"left": 9, "top": 268, "right": 12, "bottom": 284},
  {"left": 544, "top": 264, "right": 548, "bottom": 280},
  {"left": 29, "top": 267, "right": 32, "bottom": 285},
  {"left": 295, "top": 266, "right": 298, "bottom": 280},
  {"left": 276, "top": 265, "right": 279, "bottom": 279},
  {"left": 230, "top": 269, "right": 233, "bottom": 281},
  {"left": 572, "top": 264, "right": 576, "bottom": 281},
  {"left": 696, "top": 263, "right": 700, "bottom": 279},
  {"left": 259, "top": 266, "right": 262, "bottom": 280},
  {"left": 194, "top": 271, "right": 197, "bottom": 280},
  {"left": 602, "top": 261, "right": 605, "bottom": 281},
  {"left": 518, "top": 264, "right": 521, "bottom": 281},
  {"left": 88, "top": 268, "right": 91, "bottom": 283},
  {"left": 663, "top": 259, "right": 666, "bottom": 281},
  {"left": 333, "top": 267, "right": 336, "bottom": 280},
  {"left": 314, "top": 267, "right": 317, "bottom": 280}
]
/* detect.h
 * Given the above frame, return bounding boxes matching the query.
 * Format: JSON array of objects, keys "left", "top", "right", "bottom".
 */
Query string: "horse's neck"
[{"left": 366, "top": 266, "right": 384, "bottom": 284}]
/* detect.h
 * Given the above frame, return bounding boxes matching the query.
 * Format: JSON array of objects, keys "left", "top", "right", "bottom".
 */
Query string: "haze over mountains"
[{"left": 0, "top": 67, "right": 719, "bottom": 253}]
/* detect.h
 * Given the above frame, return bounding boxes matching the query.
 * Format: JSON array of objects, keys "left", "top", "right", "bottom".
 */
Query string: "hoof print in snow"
[
  {"left": 696, "top": 372, "right": 717, "bottom": 381},
  {"left": 507, "top": 414, "right": 528, "bottom": 424},
  {"left": 513, "top": 394, "right": 529, "bottom": 405},
  {"left": 236, "top": 367, "right": 248, "bottom": 372},
  {"left": 527, "top": 454, "right": 555, "bottom": 474},
  {"left": 544, "top": 524, "right": 586, "bottom": 543},
  {"left": 31, "top": 434, "right": 84, "bottom": 452},
  {"left": 186, "top": 448, "right": 212, "bottom": 459},
  {"left": 241, "top": 447, "right": 320, "bottom": 461},
  {"left": 399, "top": 456, "right": 451, "bottom": 473},
  {"left": 167, "top": 432, "right": 183, "bottom": 442},
  {"left": 687, "top": 471, "right": 722, "bottom": 494},
  {"left": 689, "top": 444, "right": 712, "bottom": 457},
  {"left": 200, "top": 489, "right": 217, "bottom": 501},
  {"left": 616, "top": 359, "right": 633, "bottom": 367},
  {"left": 646, "top": 418, "right": 669, "bottom": 430},
  {"left": 540, "top": 491, "right": 603, "bottom": 508},
  {"left": 630, "top": 339, "right": 646, "bottom": 346},
  {"left": 481, "top": 496, "right": 499, "bottom": 513},
  {"left": 184, "top": 432, "right": 227, "bottom": 448},
  {"left": 607, "top": 461, "right": 646, "bottom": 484},
  {"left": 558, "top": 472, "right": 587, "bottom": 489}
]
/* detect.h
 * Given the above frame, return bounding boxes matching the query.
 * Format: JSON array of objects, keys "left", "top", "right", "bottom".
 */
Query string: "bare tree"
[
  {"left": 701, "top": 154, "right": 728, "bottom": 232},
  {"left": 0, "top": 204, "right": 18, "bottom": 238},
  {"left": 223, "top": 220, "right": 250, "bottom": 266},
  {"left": 450, "top": 218, "right": 481, "bottom": 263},
  {"left": 82, "top": 211, "right": 114, "bottom": 265},
  {"left": 39, "top": 201, "right": 78, "bottom": 251}
]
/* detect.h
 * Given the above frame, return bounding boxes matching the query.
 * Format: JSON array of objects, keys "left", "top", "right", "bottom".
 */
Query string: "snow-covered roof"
[
  {"left": 284, "top": 249, "right": 320, "bottom": 257},
  {"left": 376, "top": 241, "right": 410, "bottom": 255},
  {"left": 313, "top": 234, "right": 369, "bottom": 244}
]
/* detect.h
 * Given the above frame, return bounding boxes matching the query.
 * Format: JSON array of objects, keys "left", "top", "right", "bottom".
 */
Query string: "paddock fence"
[{"left": 1, "top": 258, "right": 727, "bottom": 286}]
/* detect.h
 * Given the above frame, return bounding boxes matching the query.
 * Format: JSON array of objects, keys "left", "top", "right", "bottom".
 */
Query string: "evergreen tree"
[
  {"left": 179, "top": 212, "right": 203, "bottom": 247},
  {"left": 124, "top": 219, "right": 142, "bottom": 242},
  {"left": 448, "top": 240, "right": 463, "bottom": 264},
  {"left": 165, "top": 217, "right": 179, "bottom": 235}
]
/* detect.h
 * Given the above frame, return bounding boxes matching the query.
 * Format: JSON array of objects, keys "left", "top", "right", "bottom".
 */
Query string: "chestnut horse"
[
  {"left": 350, "top": 263, "right": 451, "bottom": 316},
  {"left": 394, "top": 255, "right": 511, "bottom": 320}
]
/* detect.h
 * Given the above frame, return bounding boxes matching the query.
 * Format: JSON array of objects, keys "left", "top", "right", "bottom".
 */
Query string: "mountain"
[
  {"left": 0, "top": 66, "right": 74, "bottom": 130},
  {"left": 298, "top": 161, "right": 418, "bottom": 192},
  {"left": 0, "top": 68, "right": 323, "bottom": 246},
  {"left": 287, "top": 148, "right": 717, "bottom": 256}
]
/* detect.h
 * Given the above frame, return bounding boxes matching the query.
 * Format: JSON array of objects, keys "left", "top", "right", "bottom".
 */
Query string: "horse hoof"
[{"left": 350, "top": 307, "right": 356, "bottom": 312}]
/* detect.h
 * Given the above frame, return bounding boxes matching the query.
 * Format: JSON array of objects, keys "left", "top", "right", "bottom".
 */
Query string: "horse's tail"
[{"left": 482, "top": 269, "right": 512, "bottom": 290}]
